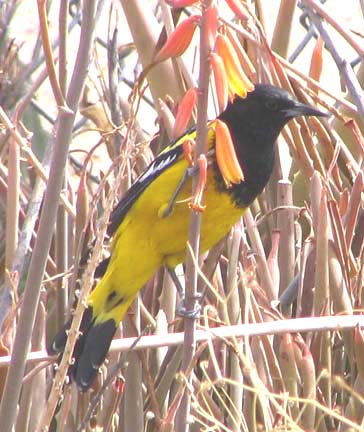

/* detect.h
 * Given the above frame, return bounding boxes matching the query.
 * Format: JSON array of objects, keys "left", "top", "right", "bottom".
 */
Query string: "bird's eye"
[{"left": 265, "top": 100, "right": 279, "bottom": 111}]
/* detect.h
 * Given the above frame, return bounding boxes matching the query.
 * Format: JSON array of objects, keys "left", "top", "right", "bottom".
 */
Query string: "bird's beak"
[{"left": 284, "top": 101, "right": 328, "bottom": 119}]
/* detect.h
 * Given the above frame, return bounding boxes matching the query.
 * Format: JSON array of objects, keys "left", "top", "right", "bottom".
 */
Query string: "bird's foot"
[{"left": 176, "top": 293, "right": 202, "bottom": 319}]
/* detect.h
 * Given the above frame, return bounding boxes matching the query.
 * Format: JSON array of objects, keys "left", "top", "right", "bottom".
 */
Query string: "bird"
[{"left": 49, "top": 84, "right": 326, "bottom": 391}]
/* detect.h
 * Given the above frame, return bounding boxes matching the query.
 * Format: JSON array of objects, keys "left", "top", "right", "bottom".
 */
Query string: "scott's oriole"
[{"left": 49, "top": 84, "right": 326, "bottom": 390}]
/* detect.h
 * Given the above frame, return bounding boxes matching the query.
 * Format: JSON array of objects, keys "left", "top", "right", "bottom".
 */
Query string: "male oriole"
[{"left": 49, "top": 84, "right": 326, "bottom": 390}]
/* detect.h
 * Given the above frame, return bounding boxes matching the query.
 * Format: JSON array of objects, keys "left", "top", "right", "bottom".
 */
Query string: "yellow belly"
[
  {"left": 151, "top": 179, "right": 244, "bottom": 267},
  {"left": 126, "top": 161, "right": 244, "bottom": 266},
  {"left": 88, "top": 160, "right": 244, "bottom": 323}
]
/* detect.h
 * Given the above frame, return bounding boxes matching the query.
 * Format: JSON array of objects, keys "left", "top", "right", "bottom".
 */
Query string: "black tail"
[{"left": 48, "top": 307, "right": 117, "bottom": 391}]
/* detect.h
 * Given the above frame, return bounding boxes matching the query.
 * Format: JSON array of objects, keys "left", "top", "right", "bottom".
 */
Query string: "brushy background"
[{"left": 0, "top": 0, "right": 364, "bottom": 431}]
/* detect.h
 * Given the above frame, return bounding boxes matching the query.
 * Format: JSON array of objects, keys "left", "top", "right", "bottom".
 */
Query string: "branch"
[
  {"left": 1, "top": 314, "right": 364, "bottom": 368},
  {"left": 0, "top": 2, "right": 98, "bottom": 431}
]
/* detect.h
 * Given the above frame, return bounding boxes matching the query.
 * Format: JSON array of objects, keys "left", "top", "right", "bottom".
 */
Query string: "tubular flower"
[
  {"left": 172, "top": 88, "right": 198, "bottom": 139},
  {"left": 224, "top": 0, "right": 249, "bottom": 21},
  {"left": 182, "top": 138, "right": 196, "bottom": 167},
  {"left": 205, "top": 5, "right": 218, "bottom": 50},
  {"left": 211, "top": 52, "right": 229, "bottom": 112},
  {"left": 309, "top": 37, "right": 324, "bottom": 84},
  {"left": 215, "top": 119, "right": 245, "bottom": 187},
  {"left": 154, "top": 15, "right": 200, "bottom": 63},
  {"left": 189, "top": 155, "right": 207, "bottom": 212},
  {"left": 215, "top": 33, "right": 254, "bottom": 101}
]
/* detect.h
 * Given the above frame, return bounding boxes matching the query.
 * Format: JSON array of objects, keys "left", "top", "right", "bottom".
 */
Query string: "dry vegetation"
[{"left": 0, "top": 0, "right": 364, "bottom": 431}]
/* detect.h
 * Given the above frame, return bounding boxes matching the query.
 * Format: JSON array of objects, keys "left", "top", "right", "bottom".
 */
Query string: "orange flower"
[
  {"left": 211, "top": 52, "right": 229, "bottom": 112},
  {"left": 172, "top": 88, "right": 198, "bottom": 139},
  {"left": 154, "top": 15, "right": 200, "bottom": 62},
  {"left": 224, "top": 0, "right": 249, "bottom": 21},
  {"left": 215, "top": 33, "right": 254, "bottom": 101},
  {"left": 309, "top": 37, "right": 324, "bottom": 85},
  {"left": 215, "top": 119, "right": 244, "bottom": 187},
  {"left": 205, "top": 5, "right": 218, "bottom": 50},
  {"left": 182, "top": 138, "right": 196, "bottom": 167},
  {"left": 189, "top": 155, "right": 207, "bottom": 212}
]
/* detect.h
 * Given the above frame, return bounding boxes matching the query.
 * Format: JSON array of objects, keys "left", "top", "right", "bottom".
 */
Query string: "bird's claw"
[{"left": 177, "top": 294, "right": 202, "bottom": 319}]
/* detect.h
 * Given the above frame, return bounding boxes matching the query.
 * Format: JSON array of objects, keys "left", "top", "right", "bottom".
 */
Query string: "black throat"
[{"left": 216, "top": 105, "right": 279, "bottom": 208}]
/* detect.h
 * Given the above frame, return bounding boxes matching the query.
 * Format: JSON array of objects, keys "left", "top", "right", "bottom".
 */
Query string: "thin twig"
[
  {"left": 0, "top": 107, "right": 75, "bottom": 216},
  {"left": 107, "top": 23, "right": 123, "bottom": 156},
  {"left": 221, "top": 17, "right": 359, "bottom": 115},
  {"left": 302, "top": 2, "right": 364, "bottom": 119},
  {"left": 36, "top": 0, "right": 68, "bottom": 109},
  {"left": 302, "top": 0, "right": 364, "bottom": 57},
  {"left": 5, "top": 137, "right": 20, "bottom": 270},
  {"left": 0, "top": 3, "right": 98, "bottom": 431},
  {"left": 176, "top": 2, "right": 212, "bottom": 430},
  {"left": 58, "top": 0, "right": 69, "bottom": 94}
]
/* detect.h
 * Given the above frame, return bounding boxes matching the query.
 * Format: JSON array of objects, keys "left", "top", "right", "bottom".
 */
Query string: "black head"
[
  {"left": 215, "top": 84, "right": 327, "bottom": 207},
  {"left": 219, "top": 84, "right": 327, "bottom": 145}
]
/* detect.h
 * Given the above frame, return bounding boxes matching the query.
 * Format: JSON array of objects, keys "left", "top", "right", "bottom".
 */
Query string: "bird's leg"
[
  {"left": 162, "top": 150, "right": 215, "bottom": 218},
  {"left": 162, "top": 139, "right": 196, "bottom": 218},
  {"left": 167, "top": 267, "right": 202, "bottom": 319},
  {"left": 161, "top": 168, "right": 191, "bottom": 218}
]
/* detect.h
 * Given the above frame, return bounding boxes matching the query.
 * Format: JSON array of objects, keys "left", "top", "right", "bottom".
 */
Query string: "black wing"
[{"left": 107, "top": 143, "right": 184, "bottom": 237}]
